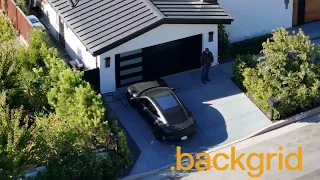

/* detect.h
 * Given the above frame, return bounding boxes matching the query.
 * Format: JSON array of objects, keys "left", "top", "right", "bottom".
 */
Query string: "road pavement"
[{"left": 137, "top": 113, "right": 320, "bottom": 180}]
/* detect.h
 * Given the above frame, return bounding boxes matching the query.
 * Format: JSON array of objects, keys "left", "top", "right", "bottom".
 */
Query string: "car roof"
[
  {"left": 27, "top": 15, "right": 39, "bottom": 23},
  {"left": 127, "top": 79, "right": 168, "bottom": 96},
  {"left": 145, "top": 88, "right": 188, "bottom": 125}
]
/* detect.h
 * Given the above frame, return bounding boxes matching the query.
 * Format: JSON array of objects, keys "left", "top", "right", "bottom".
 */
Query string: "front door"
[{"left": 293, "top": 0, "right": 320, "bottom": 26}]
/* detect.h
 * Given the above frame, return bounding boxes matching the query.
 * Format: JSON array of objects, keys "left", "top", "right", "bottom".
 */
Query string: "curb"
[{"left": 121, "top": 106, "right": 320, "bottom": 180}]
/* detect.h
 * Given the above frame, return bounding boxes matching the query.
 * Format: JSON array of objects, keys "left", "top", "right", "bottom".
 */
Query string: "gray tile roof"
[
  {"left": 48, "top": 0, "right": 232, "bottom": 56},
  {"left": 152, "top": 0, "right": 233, "bottom": 22}
]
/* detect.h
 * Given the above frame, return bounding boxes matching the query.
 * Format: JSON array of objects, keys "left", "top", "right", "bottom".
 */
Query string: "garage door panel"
[
  {"left": 142, "top": 34, "right": 201, "bottom": 81},
  {"left": 115, "top": 35, "right": 201, "bottom": 88}
]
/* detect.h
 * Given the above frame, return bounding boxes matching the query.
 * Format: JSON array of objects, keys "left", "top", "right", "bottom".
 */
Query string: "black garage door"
[{"left": 115, "top": 34, "right": 202, "bottom": 88}]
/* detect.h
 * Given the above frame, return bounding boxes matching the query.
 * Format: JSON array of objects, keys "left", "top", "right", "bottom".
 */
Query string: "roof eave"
[{"left": 92, "top": 17, "right": 233, "bottom": 56}]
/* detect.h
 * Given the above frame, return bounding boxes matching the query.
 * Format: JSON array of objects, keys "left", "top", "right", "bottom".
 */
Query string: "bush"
[
  {"left": 0, "top": 15, "right": 16, "bottom": 42},
  {"left": 242, "top": 28, "right": 320, "bottom": 119},
  {"left": 14, "top": 0, "right": 28, "bottom": 15},
  {"left": 218, "top": 24, "right": 230, "bottom": 63},
  {"left": 232, "top": 54, "right": 257, "bottom": 89},
  {"left": 230, "top": 34, "right": 272, "bottom": 57},
  {"left": 0, "top": 28, "right": 132, "bottom": 179},
  {"left": 315, "top": 45, "right": 320, "bottom": 61}
]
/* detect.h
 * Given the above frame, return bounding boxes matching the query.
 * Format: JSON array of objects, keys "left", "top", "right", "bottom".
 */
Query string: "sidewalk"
[{"left": 136, "top": 113, "right": 320, "bottom": 180}]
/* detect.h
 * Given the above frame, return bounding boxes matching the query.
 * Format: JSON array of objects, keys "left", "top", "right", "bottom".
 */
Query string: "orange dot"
[
  {"left": 278, "top": 146, "right": 283, "bottom": 151},
  {"left": 170, "top": 166, "right": 175, "bottom": 171}
]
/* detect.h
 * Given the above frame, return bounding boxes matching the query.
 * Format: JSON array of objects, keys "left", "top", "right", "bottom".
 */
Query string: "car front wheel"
[
  {"left": 153, "top": 128, "right": 164, "bottom": 141},
  {"left": 126, "top": 92, "right": 134, "bottom": 107}
]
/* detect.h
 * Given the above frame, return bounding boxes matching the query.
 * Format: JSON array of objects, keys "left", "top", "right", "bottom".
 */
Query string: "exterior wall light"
[
  {"left": 209, "top": 31, "right": 214, "bottom": 42},
  {"left": 105, "top": 57, "right": 110, "bottom": 68}
]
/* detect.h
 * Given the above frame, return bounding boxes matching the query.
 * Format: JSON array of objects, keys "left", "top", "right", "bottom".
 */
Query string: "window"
[
  {"left": 142, "top": 98, "right": 158, "bottom": 117},
  {"left": 153, "top": 91, "right": 178, "bottom": 111}
]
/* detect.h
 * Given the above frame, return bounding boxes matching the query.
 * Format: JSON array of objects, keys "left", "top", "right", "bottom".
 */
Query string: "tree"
[
  {"left": 0, "top": 93, "right": 35, "bottom": 178},
  {"left": 0, "top": 40, "right": 21, "bottom": 91},
  {"left": 0, "top": 27, "right": 132, "bottom": 179},
  {"left": 242, "top": 28, "right": 320, "bottom": 119},
  {"left": 218, "top": 24, "right": 230, "bottom": 62},
  {"left": 0, "top": 15, "right": 15, "bottom": 42}
]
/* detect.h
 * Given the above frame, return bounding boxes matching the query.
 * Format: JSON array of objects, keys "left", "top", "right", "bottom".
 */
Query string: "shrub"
[
  {"left": 14, "top": 0, "right": 28, "bottom": 15},
  {"left": 0, "top": 15, "right": 16, "bottom": 42},
  {"left": 218, "top": 24, "right": 230, "bottom": 63},
  {"left": 232, "top": 54, "right": 257, "bottom": 89},
  {"left": 315, "top": 45, "right": 320, "bottom": 61},
  {"left": 230, "top": 34, "right": 272, "bottom": 57},
  {"left": 242, "top": 28, "right": 320, "bottom": 119},
  {"left": 0, "top": 28, "right": 132, "bottom": 179}
]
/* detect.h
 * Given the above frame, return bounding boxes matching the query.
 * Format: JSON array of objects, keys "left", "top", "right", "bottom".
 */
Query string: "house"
[
  {"left": 41, "top": 0, "right": 233, "bottom": 93},
  {"left": 217, "top": 0, "right": 320, "bottom": 43}
]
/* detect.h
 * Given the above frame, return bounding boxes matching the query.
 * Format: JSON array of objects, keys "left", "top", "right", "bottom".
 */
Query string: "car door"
[{"left": 140, "top": 98, "right": 159, "bottom": 124}]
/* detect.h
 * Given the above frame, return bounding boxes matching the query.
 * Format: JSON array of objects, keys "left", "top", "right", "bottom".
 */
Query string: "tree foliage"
[
  {"left": 0, "top": 26, "right": 132, "bottom": 179},
  {"left": 0, "top": 93, "right": 35, "bottom": 178},
  {"left": 0, "top": 15, "right": 15, "bottom": 42},
  {"left": 218, "top": 24, "right": 230, "bottom": 62},
  {"left": 238, "top": 28, "right": 320, "bottom": 119}
]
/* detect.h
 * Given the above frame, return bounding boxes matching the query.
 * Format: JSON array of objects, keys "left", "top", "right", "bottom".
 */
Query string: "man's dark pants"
[{"left": 201, "top": 66, "right": 210, "bottom": 82}]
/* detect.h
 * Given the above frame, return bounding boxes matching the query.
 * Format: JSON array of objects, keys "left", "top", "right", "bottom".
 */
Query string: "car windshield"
[{"left": 152, "top": 90, "right": 178, "bottom": 111}]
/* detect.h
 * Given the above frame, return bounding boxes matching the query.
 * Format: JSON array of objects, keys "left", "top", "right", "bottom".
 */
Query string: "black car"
[{"left": 126, "top": 79, "right": 197, "bottom": 141}]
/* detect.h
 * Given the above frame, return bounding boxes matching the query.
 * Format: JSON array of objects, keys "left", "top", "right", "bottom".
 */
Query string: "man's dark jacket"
[{"left": 200, "top": 51, "right": 214, "bottom": 67}]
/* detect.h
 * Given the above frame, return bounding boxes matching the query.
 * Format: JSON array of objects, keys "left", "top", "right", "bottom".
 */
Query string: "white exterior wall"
[
  {"left": 218, "top": 0, "right": 293, "bottom": 43},
  {"left": 64, "top": 26, "right": 97, "bottom": 69},
  {"left": 42, "top": 3, "right": 59, "bottom": 40},
  {"left": 202, "top": 25, "right": 218, "bottom": 66},
  {"left": 42, "top": 2, "right": 96, "bottom": 70},
  {"left": 98, "top": 24, "right": 218, "bottom": 93}
]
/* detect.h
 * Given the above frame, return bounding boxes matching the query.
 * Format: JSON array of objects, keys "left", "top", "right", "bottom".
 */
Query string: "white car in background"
[{"left": 27, "top": 15, "right": 45, "bottom": 29}]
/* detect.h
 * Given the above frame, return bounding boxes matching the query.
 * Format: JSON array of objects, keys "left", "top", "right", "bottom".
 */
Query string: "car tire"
[
  {"left": 153, "top": 128, "right": 162, "bottom": 141},
  {"left": 126, "top": 92, "right": 135, "bottom": 107}
]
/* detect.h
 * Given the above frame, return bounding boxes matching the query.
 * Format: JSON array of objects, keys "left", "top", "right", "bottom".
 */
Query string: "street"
[{"left": 137, "top": 113, "right": 320, "bottom": 180}]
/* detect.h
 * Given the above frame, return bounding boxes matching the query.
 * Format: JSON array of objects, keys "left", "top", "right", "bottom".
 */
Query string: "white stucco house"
[
  {"left": 41, "top": 0, "right": 233, "bottom": 93},
  {"left": 41, "top": 0, "right": 320, "bottom": 93},
  {"left": 218, "top": 0, "right": 320, "bottom": 43}
]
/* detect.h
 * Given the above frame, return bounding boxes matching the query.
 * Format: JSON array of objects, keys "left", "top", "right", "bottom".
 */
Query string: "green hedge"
[
  {"left": 316, "top": 45, "right": 320, "bottom": 61},
  {"left": 218, "top": 24, "right": 230, "bottom": 63},
  {"left": 239, "top": 28, "right": 320, "bottom": 120},
  {"left": 230, "top": 34, "right": 272, "bottom": 57},
  {"left": 232, "top": 54, "right": 257, "bottom": 90}
]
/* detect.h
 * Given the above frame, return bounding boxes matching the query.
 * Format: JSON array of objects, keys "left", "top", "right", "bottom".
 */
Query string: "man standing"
[{"left": 200, "top": 48, "right": 214, "bottom": 84}]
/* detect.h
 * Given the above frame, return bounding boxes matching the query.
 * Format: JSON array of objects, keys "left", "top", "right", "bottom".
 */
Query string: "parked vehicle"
[
  {"left": 27, "top": 15, "right": 45, "bottom": 29},
  {"left": 126, "top": 79, "right": 197, "bottom": 141}
]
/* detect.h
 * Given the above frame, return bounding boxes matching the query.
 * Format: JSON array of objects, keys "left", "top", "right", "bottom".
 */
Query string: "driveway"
[{"left": 104, "top": 63, "right": 272, "bottom": 176}]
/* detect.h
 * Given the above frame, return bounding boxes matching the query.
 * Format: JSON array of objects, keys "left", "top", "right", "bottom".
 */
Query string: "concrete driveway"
[{"left": 104, "top": 64, "right": 272, "bottom": 176}]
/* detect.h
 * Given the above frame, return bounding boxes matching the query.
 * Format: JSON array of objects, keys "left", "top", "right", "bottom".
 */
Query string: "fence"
[{"left": 0, "top": 0, "right": 33, "bottom": 41}]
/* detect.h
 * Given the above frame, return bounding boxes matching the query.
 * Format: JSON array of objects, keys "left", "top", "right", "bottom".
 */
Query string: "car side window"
[{"left": 141, "top": 98, "right": 159, "bottom": 117}]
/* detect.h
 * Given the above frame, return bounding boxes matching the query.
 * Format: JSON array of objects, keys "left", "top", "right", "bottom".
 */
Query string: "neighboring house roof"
[
  {"left": 151, "top": 0, "right": 233, "bottom": 23},
  {"left": 48, "top": 0, "right": 233, "bottom": 56}
]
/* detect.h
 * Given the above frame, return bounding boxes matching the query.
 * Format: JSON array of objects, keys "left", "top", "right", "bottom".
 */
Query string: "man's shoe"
[
  {"left": 202, "top": 80, "right": 206, "bottom": 84},
  {"left": 206, "top": 79, "right": 211, "bottom": 82}
]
